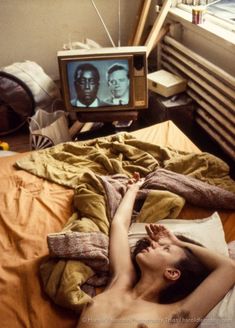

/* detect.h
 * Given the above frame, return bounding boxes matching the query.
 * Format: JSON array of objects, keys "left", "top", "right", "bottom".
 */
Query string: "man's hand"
[{"left": 145, "top": 224, "right": 180, "bottom": 245}]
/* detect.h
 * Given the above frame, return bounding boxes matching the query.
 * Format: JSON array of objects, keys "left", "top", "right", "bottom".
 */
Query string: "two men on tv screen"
[{"left": 71, "top": 63, "right": 130, "bottom": 108}]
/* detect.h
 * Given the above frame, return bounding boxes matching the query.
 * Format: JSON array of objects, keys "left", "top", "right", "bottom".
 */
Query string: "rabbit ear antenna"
[{"left": 91, "top": 0, "right": 116, "bottom": 47}]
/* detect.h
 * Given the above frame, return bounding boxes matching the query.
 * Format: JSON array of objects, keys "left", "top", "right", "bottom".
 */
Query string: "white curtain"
[{"left": 181, "top": 0, "right": 216, "bottom": 5}]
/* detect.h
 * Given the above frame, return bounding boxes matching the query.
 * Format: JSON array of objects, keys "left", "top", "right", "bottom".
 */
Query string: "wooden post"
[
  {"left": 145, "top": 0, "right": 172, "bottom": 57},
  {"left": 129, "top": 0, "right": 145, "bottom": 45},
  {"left": 131, "top": 0, "right": 152, "bottom": 46}
]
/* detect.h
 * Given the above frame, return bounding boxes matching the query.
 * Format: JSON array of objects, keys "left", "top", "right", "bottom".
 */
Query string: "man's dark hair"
[
  {"left": 74, "top": 63, "right": 100, "bottom": 82},
  {"left": 132, "top": 235, "right": 211, "bottom": 304}
]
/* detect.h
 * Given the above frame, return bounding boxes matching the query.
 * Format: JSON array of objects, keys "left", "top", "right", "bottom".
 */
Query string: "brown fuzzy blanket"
[
  {"left": 100, "top": 169, "right": 235, "bottom": 224},
  {"left": 142, "top": 168, "right": 235, "bottom": 210},
  {"left": 47, "top": 231, "right": 109, "bottom": 272}
]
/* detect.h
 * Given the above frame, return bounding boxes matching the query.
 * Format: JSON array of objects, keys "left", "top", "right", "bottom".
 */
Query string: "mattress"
[{"left": 0, "top": 120, "right": 234, "bottom": 328}]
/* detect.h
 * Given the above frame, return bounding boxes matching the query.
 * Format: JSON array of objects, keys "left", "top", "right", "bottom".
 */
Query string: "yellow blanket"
[{"left": 15, "top": 132, "right": 235, "bottom": 311}]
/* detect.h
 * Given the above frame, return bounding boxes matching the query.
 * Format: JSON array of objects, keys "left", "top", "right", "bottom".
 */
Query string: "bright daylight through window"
[
  {"left": 207, "top": 0, "right": 235, "bottom": 23},
  {"left": 179, "top": 1, "right": 235, "bottom": 24}
]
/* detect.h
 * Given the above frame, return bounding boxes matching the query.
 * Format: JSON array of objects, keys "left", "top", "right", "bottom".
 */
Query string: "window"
[
  {"left": 207, "top": 1, "right": 235, "bottom": 24},
  {"left": 176, "top": 1, "right": 235, "bottom": 23},
  {"left": 169, "top": 1, "right": 235, "bottom": 46},
  {"left": 173, "top": 0, "right": 235, "bottom": 31}
]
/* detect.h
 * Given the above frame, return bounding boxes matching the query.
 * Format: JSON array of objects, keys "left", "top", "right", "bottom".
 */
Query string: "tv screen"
[
  {"left": 67, "top": 58, "right": 130, "bottom": 108},
  {"left": 58, "top": 46, "right": 148, "bottom": 121}
]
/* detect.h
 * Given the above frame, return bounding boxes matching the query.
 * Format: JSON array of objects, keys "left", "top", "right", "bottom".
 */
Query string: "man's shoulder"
[
  {"left": 98, "top": 98, "right": 111, "bottom": 106},
  {"left": 103, "top": 97, "right": 114, "bottom": 105}
]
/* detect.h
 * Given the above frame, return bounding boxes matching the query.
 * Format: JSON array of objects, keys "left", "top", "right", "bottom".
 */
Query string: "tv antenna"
[
  {"left": 91, "top": 0, "right": 121, "bottom": 48},
  {"left": 118, "top": 0, "right": 121, "bottom": 47}
]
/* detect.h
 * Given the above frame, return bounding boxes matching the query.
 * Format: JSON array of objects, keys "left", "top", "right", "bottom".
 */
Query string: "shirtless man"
[{"left": 77, "top": 174, "right": 235, "bottom": 328}]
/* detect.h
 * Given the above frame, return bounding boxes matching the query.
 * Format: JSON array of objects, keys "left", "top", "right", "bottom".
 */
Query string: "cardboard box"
[{"left": 147, "top": 70, "right": 187, "bottom": 97}]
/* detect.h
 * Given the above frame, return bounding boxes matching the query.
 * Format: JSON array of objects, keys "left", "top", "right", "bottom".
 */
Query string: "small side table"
[{"left": 142, "top": 92, "right": 195, "bottom": 137}]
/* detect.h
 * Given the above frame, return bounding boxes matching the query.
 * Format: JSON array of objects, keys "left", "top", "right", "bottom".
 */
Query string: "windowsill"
[{"left": 168, "top": 7, "right": 235, "bottom": 50}]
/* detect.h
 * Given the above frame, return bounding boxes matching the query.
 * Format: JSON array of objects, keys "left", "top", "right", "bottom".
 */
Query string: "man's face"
[
  {"left": 108, "top": 69, "right": 129, "bottom": 99},
  {"left": 75, "top": 70, "right": 99, "bottom": 106}
]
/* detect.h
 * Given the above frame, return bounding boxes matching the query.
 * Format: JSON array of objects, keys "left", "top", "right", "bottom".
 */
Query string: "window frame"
[
  {"left": 174, "top": 1, "right": 235, "bottom": 31},
  {"left": 168, "top": 1, "right": 235, "bottom": 47}
]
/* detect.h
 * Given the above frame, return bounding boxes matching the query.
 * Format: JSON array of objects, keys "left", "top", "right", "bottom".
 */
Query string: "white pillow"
[
  {"left": 201, "top": 240, "right": 235, "bottom": 328},
  {"left": 199, "top": 285, "right": 235, "bottom": 328},
  {"left": 1, "top": 61, "right": 60, "bottom": 110},
  {"left": 228, "top": 241, "right": 235, "bottom": 260},
  {"left": 128, "top": 211, "right": 229, "bottom": 256},
  {"left": 128, "top": 212, "right": 234, "bottom": 328}
]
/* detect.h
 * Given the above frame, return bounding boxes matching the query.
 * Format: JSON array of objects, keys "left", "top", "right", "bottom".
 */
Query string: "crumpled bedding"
[
  {"left": 143, "top": 168, "right": 235, "bottom": 209},
  {"left": 47, "top": 231, "right": 109, "bottom": 271},
  {"left": 46, "top": 169, "right": 235, "bottom": 299},
  {"left": 15, "top": 132, "right": 235, "bottom": 312},
  {"left": 16, "top": 133, "right": 235, "bottom": 193},
  {"left": 47, "top": 231, "right": 110, "bottom": 297}
]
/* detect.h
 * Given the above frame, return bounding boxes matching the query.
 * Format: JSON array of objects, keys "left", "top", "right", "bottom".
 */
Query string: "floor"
[
  {"left": 188, "top": 123, "right": 235, "bottom": 179},
  {"left": 1, "top": 124, "right": 31, "bottom": 153},
  {"left": 1, "top": 117, "right": 234, "bottom": 180}
]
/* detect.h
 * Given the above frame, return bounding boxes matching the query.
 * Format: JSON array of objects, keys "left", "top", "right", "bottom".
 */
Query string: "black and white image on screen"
[{"left": 68, "top": 59, "right": 130, "bottom": 109}]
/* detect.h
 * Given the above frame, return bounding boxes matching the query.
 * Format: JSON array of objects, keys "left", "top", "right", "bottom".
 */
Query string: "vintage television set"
[{"left": 57, "top": 46, "right": 148, "bottom": 123}]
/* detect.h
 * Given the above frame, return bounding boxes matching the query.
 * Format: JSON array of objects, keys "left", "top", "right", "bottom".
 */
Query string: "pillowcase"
[
  {"left": 1, "top": 61, "right": 61, "bottom": 110},
  {"left": 228, "top": 241, "right": 235, "bottom": 260},
  {"left": 128, "top": 211, "right": 229, "bottom": 256},
  {"left": 128, "top": 212, "right": 234, "bottom": 328},
  {"left": 199, "top": 285, "right": 235, "bottom": 328}
]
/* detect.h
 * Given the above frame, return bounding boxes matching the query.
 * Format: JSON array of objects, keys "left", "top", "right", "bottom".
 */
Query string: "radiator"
[{"left": 160, "top": 35, "right": 235, "bottom": 159}]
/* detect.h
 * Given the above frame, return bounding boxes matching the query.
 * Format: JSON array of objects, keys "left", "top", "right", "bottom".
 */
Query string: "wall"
[
  {"left": 0, "top": 0, "right": 141, "bottom": 80},
  {"left": 2, "top": 1, "right": 232, "bottom": 81}
]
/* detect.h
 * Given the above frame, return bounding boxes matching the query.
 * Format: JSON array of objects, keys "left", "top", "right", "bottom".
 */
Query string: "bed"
[{"left": 0, "top": 120, "right": 235, "bottom": 328}]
